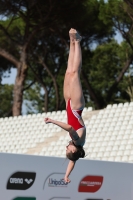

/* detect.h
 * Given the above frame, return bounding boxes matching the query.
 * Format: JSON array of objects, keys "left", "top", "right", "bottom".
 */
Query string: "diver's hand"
[
  {"left": 63, "top": 176, "right": 71, "bottom": 183},
  {"left": 44, "top": 118, "right": 52, "bottom": 124}
]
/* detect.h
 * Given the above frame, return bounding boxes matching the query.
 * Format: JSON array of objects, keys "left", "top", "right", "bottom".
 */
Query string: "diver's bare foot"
[
  {"left": 69, "top": 28, "right": 82, "bottom": 42},
  {"left": 69, "top": 28, "right": 75, "bottom": 43}
]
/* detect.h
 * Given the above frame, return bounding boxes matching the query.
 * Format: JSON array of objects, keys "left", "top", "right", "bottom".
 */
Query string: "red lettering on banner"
[{"left": 78, "top": 175, "right": 103, "bottom": 193}]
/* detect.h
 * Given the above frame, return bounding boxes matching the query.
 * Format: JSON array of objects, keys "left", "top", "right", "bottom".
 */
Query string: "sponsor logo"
[
  {"left": 78, "top": 175, "right": 103, "bottom": 193},
  {"left": 13, "top": 198, "right": 36, "bottom": 200},
  {"left": 25, "top": 179, "right": 33, "bottom": 184},
  {"left": 43, "top": 173, "right": 68, "bottom": 189},
  {"left": 7, "top": 171, "right": 36, "bottom": 190},
  {"left": 48, "top": 178, "right": 68, "bottom": 187}
]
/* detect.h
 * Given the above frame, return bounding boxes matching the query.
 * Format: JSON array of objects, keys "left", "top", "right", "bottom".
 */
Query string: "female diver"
[{"left": 44, "top": 28, "right": 86, "bottom": 183}]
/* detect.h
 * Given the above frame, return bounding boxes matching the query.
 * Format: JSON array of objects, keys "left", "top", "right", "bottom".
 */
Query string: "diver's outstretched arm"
[
  {"left": 64, "top": 160, "right": 75, "bottom": 183},
  {"left": 44, "top": 118, "right": 79, "bottom": 140},
  {"left": 45, "top": 117, "right": 72, "bottom": 132}
]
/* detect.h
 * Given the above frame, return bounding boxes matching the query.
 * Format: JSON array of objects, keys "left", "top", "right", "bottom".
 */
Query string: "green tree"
[
  {"left": 0, "top": 84, "right": 13, "bottom": 117},
  {"left": 1, "top": 0, "right": 112, "bottom": 115},
  {"left": 99, "top": 0, "right": 133, "bottom": 89},
  {"left": 0, "top": 57, "right": 13, "bottom": 83},
  {"left": 21, "top": 0, "right": 114, "bottom": 114}
]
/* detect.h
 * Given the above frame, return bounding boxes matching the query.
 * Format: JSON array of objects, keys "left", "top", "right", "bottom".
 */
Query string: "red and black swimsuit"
[{"left": 67, "top": 99, "right": 85, "bottom": 131}]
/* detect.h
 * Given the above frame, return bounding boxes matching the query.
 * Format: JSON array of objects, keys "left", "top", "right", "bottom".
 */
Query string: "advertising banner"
[{"left": 0, "top": 153, "right": 133, "bottom": 200}]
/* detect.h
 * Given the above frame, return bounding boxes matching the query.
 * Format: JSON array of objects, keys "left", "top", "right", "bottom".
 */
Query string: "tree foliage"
[
  {"left": 0, "top": 84, "right": 13, "bottom": 117},
  {"left": 0, "top": 0, "right": 112, "bottom": 115},
  {"left": 1, "top": 0, "right": 133, "bottom": 115}
]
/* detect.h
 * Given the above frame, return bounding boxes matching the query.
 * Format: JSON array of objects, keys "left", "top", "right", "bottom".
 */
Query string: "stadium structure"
[
  {"left": 0, "top": 101, "right": 133, "bottom": 161},
  {"left": 1, "top": 101, "right": 133, "bottom": 199}
]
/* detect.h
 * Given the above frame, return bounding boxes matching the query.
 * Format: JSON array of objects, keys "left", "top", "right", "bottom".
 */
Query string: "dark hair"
[{"left": 66, "top": 145, "right": 85, "bottom": 161}]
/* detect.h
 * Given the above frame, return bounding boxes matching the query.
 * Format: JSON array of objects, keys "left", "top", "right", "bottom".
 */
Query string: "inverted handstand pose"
[{"left": 45, "top": 28, "right": 86, "bottom": 183}]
